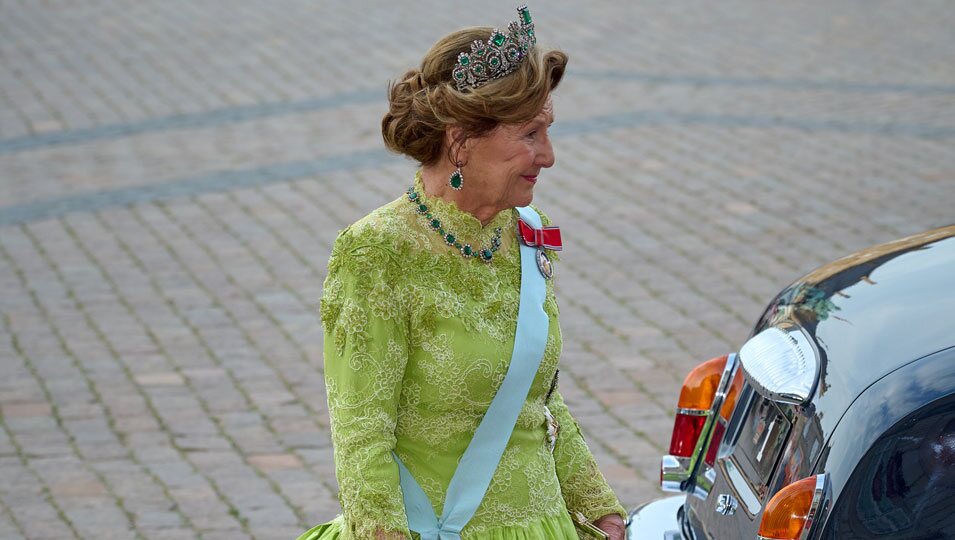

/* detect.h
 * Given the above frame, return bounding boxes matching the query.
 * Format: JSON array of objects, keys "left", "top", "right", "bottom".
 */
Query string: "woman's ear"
[{"left": 445, "top": 126, "right": 469, "bottom": 166}]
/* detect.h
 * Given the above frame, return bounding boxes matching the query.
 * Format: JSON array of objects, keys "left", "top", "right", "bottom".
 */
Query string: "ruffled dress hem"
[{"left": 297, "top": 511, "right": 580, "bottom": 540}]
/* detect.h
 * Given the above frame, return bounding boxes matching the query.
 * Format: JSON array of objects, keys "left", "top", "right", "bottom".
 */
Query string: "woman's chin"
[
  {"left": 512, "top": 189, "right": 535, "bottom": 209},
  {"left": 513, "top": 197, "right": 533, "bottom": 209}
]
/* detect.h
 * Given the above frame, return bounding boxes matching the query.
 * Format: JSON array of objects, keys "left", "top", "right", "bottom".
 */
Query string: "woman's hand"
[{"left": 594, "top": 513, "right": 627, "bottom": 540}]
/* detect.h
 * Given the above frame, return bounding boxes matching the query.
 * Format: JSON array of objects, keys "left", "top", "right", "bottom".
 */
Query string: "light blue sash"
[{"left": 393, "top": 206, "right": 550, "bottom": 540}]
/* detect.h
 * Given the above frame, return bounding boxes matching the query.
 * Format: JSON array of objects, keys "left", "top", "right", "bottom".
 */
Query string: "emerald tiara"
[{"left": 451, "top": 5, "right": 537, "bottom": 92}]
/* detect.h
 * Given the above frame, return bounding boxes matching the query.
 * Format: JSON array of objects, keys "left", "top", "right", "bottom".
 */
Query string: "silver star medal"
[{"left": 536, "top": 248, "right": 554, "bottom": 279}]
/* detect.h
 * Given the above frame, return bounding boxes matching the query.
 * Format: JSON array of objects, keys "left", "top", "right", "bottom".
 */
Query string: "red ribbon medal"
[{"left": 518, "top": 219, "right": 561, "bottom": 279}]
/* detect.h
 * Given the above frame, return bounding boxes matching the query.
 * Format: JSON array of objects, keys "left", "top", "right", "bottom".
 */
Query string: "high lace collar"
[{"left": 412, "top": 171, "right": 516, "bottom": 246}]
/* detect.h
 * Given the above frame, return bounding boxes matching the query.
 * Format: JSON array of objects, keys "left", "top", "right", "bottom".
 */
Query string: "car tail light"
[
  {"left": 757, "top": 474, "right": 828, "bottom": 540},
  {"left": 661, "top": 353, "right": 740, "bottom": 493},
  {"left": 740, "top": 326, "right": 818, "bottom": 405},
  {"left": 668, "top": 355, "right": 729, "bottom": 457}
]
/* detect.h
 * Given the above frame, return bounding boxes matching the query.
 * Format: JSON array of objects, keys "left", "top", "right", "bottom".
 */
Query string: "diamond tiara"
[{"left": 451, "top": 5, "right": 537, "bottom": 92}]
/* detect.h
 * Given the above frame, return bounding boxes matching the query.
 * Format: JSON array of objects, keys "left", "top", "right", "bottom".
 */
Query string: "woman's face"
[{"left": 462, "top": 98, "right": 556, "bottom": 211}]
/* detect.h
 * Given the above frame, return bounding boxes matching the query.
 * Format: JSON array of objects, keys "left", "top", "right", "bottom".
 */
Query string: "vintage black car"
[{"left": 627, "top": 225, "right": 955, "bottom": 540}]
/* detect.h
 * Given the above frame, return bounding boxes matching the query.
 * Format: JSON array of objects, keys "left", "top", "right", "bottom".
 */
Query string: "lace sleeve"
[
  {"left": 320, "top": 227, "right": 411, "bottom": 540},
  {"left": 548, "top": 389, "right": 627, "bottom": 522}
]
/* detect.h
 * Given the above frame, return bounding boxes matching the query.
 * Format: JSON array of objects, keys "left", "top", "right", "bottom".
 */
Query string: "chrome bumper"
[{"left": 626, "top": 496, "right": 685, "bottom": 540}]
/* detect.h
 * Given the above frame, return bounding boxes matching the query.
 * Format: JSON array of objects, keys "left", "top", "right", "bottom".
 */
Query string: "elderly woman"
[{"left": 299, "top": 5, "right": 626, "bottom": 540}]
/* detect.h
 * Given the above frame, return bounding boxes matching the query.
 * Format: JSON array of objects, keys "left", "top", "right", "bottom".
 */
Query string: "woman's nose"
[{"left": 538, "top": 136, "right": 555, "bottom": 168}]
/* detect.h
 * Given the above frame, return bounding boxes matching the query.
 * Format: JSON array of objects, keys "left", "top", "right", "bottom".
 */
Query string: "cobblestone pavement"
[{"left": 1, "top": 1, "right": 953, "bottom": 538}]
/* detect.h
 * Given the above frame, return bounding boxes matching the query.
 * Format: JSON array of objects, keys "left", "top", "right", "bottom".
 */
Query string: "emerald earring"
[{"left": 449, "top": 163, "right": 464, "bottom": 191}]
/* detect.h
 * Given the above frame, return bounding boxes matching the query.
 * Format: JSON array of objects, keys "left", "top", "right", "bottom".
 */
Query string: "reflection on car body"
[{"left": 626, "top": 225, "right": 955, "bottom": 540}]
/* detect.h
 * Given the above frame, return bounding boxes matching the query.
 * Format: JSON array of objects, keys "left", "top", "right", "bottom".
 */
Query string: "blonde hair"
[{"left": 381, "top": 27, "right": 568, "bottom": 166}]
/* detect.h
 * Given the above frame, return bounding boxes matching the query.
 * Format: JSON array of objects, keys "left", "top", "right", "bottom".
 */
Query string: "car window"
[{"left": 821, "top": 396, "right": 955, "bottom": 539}]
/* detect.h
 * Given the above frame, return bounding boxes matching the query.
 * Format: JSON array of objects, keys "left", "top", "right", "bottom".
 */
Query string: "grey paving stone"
[{"left": 1, "top": 1, "right": 953, "bottom": 538}]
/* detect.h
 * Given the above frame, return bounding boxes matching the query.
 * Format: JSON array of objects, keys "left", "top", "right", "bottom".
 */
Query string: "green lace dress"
[{"left": 299, "top": 175, "right": 625, "bottom": 540}]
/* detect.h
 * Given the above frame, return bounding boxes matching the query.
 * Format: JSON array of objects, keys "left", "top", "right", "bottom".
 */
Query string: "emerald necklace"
[{"left": 407, "top": 185, "right": 503, "bottom": 263}]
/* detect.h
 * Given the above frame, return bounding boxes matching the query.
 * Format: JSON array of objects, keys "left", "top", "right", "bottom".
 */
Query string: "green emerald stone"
[
  {"left": 489, "top": 57, "right": 499, "bottom": 66},
  {"left": 462, "top": 245, "right": 473, "bottom": 256},
  {"left": 453, "top": 241, "right": 462, "bottom": 249},
  {"left": 430, "top": 219, "right": 441, "bottom": 229},
  {"left": 445, "top": 233, "right": 455, "bottom": 244},
  {"left": 492, "top": 33, "right": 506, "bottom": 46},
  {"left": 521, "top": 9, "right": 532, "bottom": 24},
  {"left": 460, "top": 55, "right": 470, "bottom": 66},
  {"left": 449, "top": 171, "right": 463, "bottom": 189},
  {"left": 418, "top": 204, "right": 427, "bottom": 212},
  {"left": 481, "top": 249, "right": 493, "bottom": 260},
  {"left": 438, "top": 228, "right": 445, "bottom": 235},
  {"left": 409, "top": 192, "right": 418, "bottom": 201}
]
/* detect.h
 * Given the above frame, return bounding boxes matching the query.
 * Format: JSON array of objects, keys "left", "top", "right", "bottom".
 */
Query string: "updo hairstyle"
[{"left": 381, "top": 27, "right": 568, "bottom": 166}]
